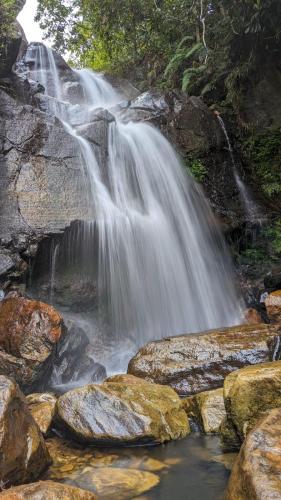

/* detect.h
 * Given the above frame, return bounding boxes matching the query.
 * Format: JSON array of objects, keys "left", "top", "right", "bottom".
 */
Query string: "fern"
[
  {"left": 163, "top": 41, "right": 204, "bottom": 81},
  {"left": 182, "top": 65, "right": 206, "bottom": 92}
]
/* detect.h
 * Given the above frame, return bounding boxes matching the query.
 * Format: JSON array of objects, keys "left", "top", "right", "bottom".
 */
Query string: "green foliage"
[
  {"left": 239, "top": 218, "right": 281, "bottom": 267},
  {"left": 185, "top": 158, "right": 207, "bottom": 183},
  {"left": 244, "top": 128, "right": 281, "bottom": 197},
  {"left": 263, "top": 219, "right": 281, "bottom": 256},
  {"left": 35, "top": 0, "right": 281, "bottom": 96},
  {"left": 0, "top": 0, "right": 21, "bottom": 46}
]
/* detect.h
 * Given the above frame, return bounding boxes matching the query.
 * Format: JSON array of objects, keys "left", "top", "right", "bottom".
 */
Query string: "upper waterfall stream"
[{"left": 24, "top": 43, "right": 243, "bottom": 379}]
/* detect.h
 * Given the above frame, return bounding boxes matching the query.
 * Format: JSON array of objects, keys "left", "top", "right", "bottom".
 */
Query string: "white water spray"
[{"left": 24, "top": 43, "right": 243, "bottom": 355}]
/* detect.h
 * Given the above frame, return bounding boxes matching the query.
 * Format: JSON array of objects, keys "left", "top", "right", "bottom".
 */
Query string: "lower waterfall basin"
[{"left": 44, "top": 434, "right": 234, "bottom": 499}]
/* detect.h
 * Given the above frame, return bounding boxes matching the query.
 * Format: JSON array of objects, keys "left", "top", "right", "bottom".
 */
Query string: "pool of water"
[{"left": 45, "top": 433, "right": 234, "bottom": 499}]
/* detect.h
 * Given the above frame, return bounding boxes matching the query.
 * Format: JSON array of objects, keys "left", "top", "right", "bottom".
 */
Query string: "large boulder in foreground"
[
  {"left": 0, "top": 481, "right": 96, "bottom": 499},
  {"left": 222, "top": 360, "right": 281, "bottom": 449},
  {"left": 0, "top": 293, "right": 66, "bottom": 391},
  {"left": 57, "top": 382, "right": 189, "bottom": 445},
  {"left": 225, "top": 407, "right": 281, "bottom": 500},
  {"left": 128, "top": 324, "right": 281, "bottom": 395},
  {"left": 0, "top": 376, "right": 50, "bottom": 486}
]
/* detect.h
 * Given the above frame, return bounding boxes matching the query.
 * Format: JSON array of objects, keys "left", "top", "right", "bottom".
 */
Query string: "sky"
[{"left": 17, "top": 0, "right": 45, "bottom": 43}]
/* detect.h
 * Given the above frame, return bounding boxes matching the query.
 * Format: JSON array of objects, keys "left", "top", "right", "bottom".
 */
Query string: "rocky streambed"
[{"left": 0, "top": 291, "right": 281, "bottom": 497}]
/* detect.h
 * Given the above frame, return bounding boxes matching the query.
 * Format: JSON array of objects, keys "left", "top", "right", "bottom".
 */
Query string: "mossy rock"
[{"left": 223, "top": 361, "right": 281, "bottom": 448}]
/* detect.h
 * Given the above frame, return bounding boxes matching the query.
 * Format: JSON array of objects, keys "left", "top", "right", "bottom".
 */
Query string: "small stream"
[{"left": 45, "top": 434, "right": 234, "bottom": 499}]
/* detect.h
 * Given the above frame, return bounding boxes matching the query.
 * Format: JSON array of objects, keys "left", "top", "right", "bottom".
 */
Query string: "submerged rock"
[
  {"left": 56, "top": 382, "right": 189, "bottom": 445},
  {"left": 0, "top": 481, "right": 96, "bottom": 499},
  {"left": 265, "top": 290, "right": 281, "bottom": 323},
  {"left": 75, "top": 467, "right": 159, "bottom": 499},
  {"left": 183, "top": 388, "right": 226, "bottom": 434},
  {"left": 0, "top": 293, "right": 66, "bottom": 391},
  {"left": 225, "top": 407, "right": 281, "bottom": 500},
  {"left": 222, "top": 360, "right": 281, "bottom": 449},
  {"left": 0, "top": 376, "right": 51, "bottom": 486},
  {"left": 26, "top": 392, "right": 57, "bottom": 435},
  {"left": 128, "top": 324, "right": 281, "bottom": 395}
]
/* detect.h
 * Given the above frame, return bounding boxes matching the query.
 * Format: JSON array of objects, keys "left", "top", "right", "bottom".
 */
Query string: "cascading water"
[
  {"left": 24, "top": 43, "right": 243, "bottom": 375},
  {"left": 216, "top": 114, "right": 261, "bottom": 222}
]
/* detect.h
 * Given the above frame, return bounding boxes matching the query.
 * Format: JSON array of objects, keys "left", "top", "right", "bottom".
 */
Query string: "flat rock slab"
[
  {"left": 0, "top": 481, "right": 96, "bottom": 499},
  {"left": 128, "top": 324, "right": 281, "bottom": 395},
  {"left": 57, "top": 382, "right": 189, "bottom": 445},
  {"left": 225, "top": 407, "right": 281, "bottom": 499}
]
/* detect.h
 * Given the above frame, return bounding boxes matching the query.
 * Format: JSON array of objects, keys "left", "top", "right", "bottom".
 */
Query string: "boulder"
[
  {"left": 244, "top": 308, "right": 262, "bottom": 324},
  {"left": 222, "top": 360, "right": 281, "bottom": 449},
  {"left": 104, "top": 373, "right": 152, "bottom": 385},
  {"left": 56, "top": 382, "right": 189, "bottom": 445},
  {"left": 183, "top": 388, "right": 226, "bottom": 434},
  {"left": 225, "top": 408, "right": 281, "bottom": 500},
  {"left": 0, "top": 376, "right": 51, "bottom": 486},
  {"left": 48, "top": 320, "right": 106, "bottom": 388},
  {"left": 128, "top": 324, "right": 281, "bottom": 395},
  {"left": 0, "top": 481, "right": 96, "bottom": 499},
  {"left": 26, "top": 393, "right": 57, "bottom": 435},
  {"left": 0, "top": 293, "right": 66, "bottom": 391},
  {"left": 265, "top": 290, "right": 281, "bottom": 323}
]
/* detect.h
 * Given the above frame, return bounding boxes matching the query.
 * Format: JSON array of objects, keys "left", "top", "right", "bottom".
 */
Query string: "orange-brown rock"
[
  {"left": 265, "top": 290, "right": 281, "bottom": 323},
  {"left": 0, "top": 293, "right": 66, "bottom": 391},
  {"left": 244, "top": 308, "right": 262, "bottom": 324},
  {"left": 0, "top": 481, "right": 96, "bottom": 499},
  {"left": 225, "top": 407, "right": 281, "bottom": 499},
  {"left": 221, "top": 361, "right": 281, "bottom": 449},
  {"left": 0, "top": 376, "right": 51, "bottom": 486},
  {"left": 128, "top": 324, "right": 281, "bottom": 395}
]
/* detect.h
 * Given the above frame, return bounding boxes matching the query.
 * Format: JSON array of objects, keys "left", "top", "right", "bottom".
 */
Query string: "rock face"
[
  {"left": 265, "top": 290, "right": 281, "bottom": 323},
  {"left": 222, "top": 360, "right": 281, "bottom": 449},
  {"left": 0, "top": 376, "right": 51, "bottom": 486},
  {"left": 183, "top": 388, "right": 226, "bottom": 433},
  {"left": 128, "top": 324, "right": 281, "bottom": 395},
  {"left": 225, "top": 408, "right": 281, "bottom": 500},
  {"left": 26, "top": 392, "right": 57, "bottom": 435},
  {"left": 0, "top": 481, "right": 96, "bottom": 499},
  {"left": 56, "top": 382, "right": 189, "bottom": 445},
  {"left": 0, "top": 293, "right": 66, "bottom": 391}
]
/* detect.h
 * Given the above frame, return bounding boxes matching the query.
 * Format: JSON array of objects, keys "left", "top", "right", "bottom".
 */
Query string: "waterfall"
[
  {"left": 216, "top": 115, "right": 261, "bottom": 222},
  {"left": 24, "top": 43, "right": 243, "bottom": 363}
]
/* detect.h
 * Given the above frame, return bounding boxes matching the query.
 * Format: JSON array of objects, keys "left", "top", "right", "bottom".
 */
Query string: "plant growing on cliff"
[
  {"left": 185, "top": 157, "right": 207, "bottom": 183},
  {"left": 244, "top": 128, "right": 281, "bottom": 198}
]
